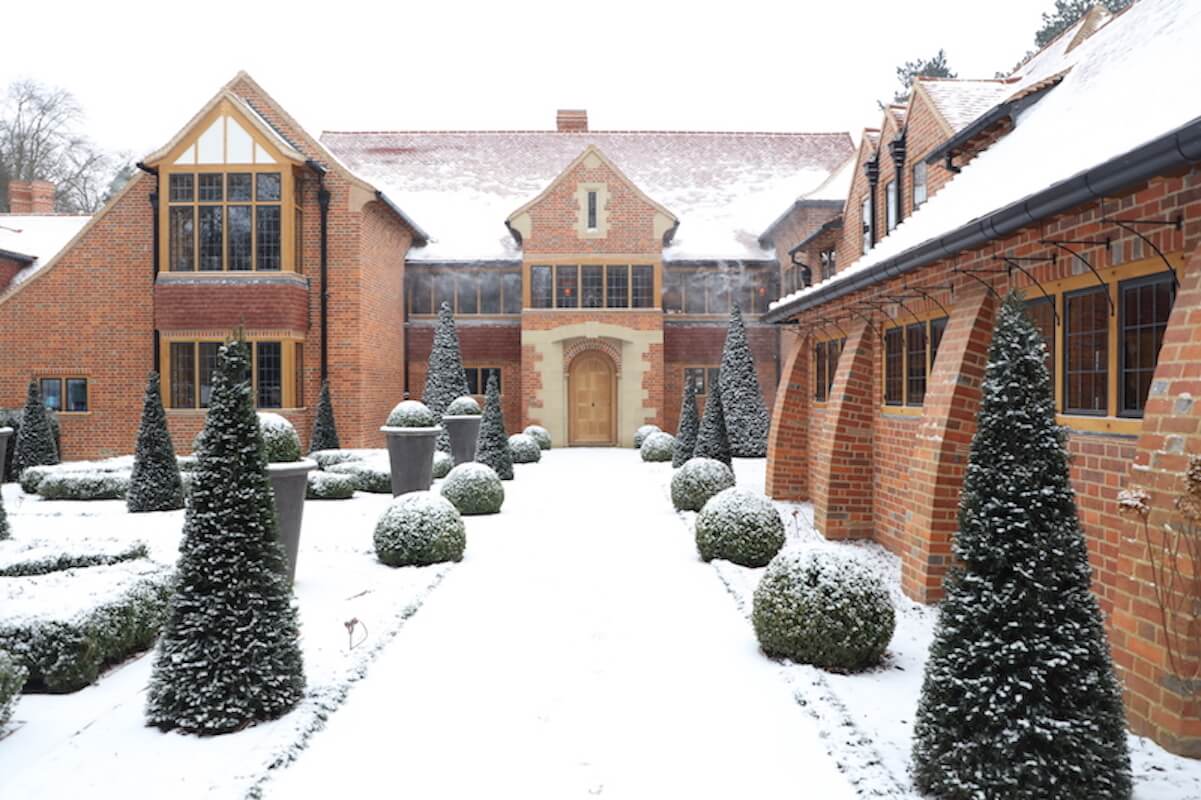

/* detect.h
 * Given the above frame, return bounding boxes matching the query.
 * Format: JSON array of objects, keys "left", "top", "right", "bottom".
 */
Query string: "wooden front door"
[{"left": 569, "top": 352, "right": 615, "bottom": 445}]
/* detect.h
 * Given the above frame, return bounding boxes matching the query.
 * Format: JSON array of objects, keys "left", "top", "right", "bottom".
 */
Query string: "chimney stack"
[
  {"left": 556, "top": 109, "right": 588, "bottom": 132},
  {"left": 7, "top": 179, "right": 56, "bottom": 214}
]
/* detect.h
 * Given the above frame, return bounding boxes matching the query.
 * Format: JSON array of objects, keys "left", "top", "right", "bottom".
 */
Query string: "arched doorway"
[{"left": 568, "top": 351, "right": 616, "bottom": 445}]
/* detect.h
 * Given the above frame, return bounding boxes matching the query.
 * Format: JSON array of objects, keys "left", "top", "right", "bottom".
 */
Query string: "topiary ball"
[
  {"left": 523, "top": 425, "right": 552, "bottom": 450},
  {"left": 640, "top": 431, "right": 676, "bottom": 462},
  {"left": 752, "top": 548, "right": 895, "bottom": 672},
  {"left": 385, "top": 400, "right": 439, "bottom": 428},
  {"left": 306, "top": 470, "right": 357, "bottom": 500},
  {"left": 633, "top": 424, "right": 661, "bottom": 449},
  {"left": 445, "top": 396, "right": 482, "bottom": 416},
  {"left": 671, "top": 457, "right": 735, "bottom": 512},
  {"left": 508, "top": 434, "right": 542, "bottom": 464},
  {"left": 373, "top": 491, "right": 466, "bottom": 567},
  {"left": 258, "top": 412, "right": 302, "bottom": 463},
  {"left": 432, "top": 450, "right": 453, "bottom": 480},
  {"left": 695, "top": 487, "right": 785, "bottom": 567},
  {"left": 440, "top": 462, "right": 505, "bottom": 515}
]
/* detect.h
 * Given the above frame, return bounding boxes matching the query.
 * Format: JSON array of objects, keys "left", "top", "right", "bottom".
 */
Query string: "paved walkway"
[{"left": 265, "top": 448, "right": 855, "bottom": 799}]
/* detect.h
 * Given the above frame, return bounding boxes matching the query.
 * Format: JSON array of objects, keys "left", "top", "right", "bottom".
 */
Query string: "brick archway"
[
  {"left": 766, "top": 333, "right": 811, "bottom": 500},
  {"left": 563, "top": 337, "right": 623, "bottom": 373}
]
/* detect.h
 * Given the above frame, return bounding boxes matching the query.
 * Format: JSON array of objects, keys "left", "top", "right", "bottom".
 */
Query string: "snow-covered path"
[{"left": 264, "top": 448, "right": 856, "bottom": 799}]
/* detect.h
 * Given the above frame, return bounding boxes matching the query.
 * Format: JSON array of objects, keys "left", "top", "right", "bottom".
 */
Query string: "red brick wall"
[
  {"left": 154, "top": 278, "right": 309, "bottom": 332},
  {"left": 408, "top": 321, "right": 523, "bottom": 433},
  {"left": 662, "top": 321, "right": 778, "bottom": 433},
  {"left": 0, "top": 174, "right": 156, "bottom": 459},
  {"left": 0, "top": 256, "right": 25, "bottom": 291},
  {"left": 766, "top": 164, "right": 1201, "bottom": 754}
]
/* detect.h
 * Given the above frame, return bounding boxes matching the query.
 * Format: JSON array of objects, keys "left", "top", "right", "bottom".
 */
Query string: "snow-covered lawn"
[
  {"left": 0, "top": 475, "right": 451, "bottom": 798},
  {"left": 688, "top": 457, "right": 1201, "bottom": 800}
]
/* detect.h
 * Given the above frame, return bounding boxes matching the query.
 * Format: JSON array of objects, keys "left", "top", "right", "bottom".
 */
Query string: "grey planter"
[
  {"left": 381, "top": 425, "right": 440, "bottom": 496},
  {"left": 442, "top": 415, "right": 481, "bottom": 465},
  {"left": 267, "top": 458, "right": 317, "bottom": 586},
  {"left": 0, "top": 427, "right": 11, "bottom": 483}
]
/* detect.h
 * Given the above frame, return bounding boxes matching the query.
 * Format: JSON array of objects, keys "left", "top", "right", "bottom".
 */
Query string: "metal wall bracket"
[
  {"left": 848, "top": 306, "right": 886, "bottom": 341},
  {"left": 1041, "top": 239, "right": 1114, "bottom": 315},
  {"left": 952, "top": 266, "right": 1005, "bottom": 302},
  {"left": 1101, "top": 212, "right": 1182, "bottom": 289},
  {"left": 905, "top": 284, "right": 953, "bottom": 319},
  {"left": 995, "top": 255, "right": 1059, "bottom": 325}
]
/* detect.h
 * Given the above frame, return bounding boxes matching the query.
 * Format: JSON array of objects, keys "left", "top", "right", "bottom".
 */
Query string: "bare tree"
[{"left": 0, "top": 79, "right": 126, "bottom": 213}]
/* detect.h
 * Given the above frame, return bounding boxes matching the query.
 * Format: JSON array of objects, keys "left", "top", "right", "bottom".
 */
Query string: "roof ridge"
[{"left": 320, "top": 129, "right": 851, "bottom": 137}]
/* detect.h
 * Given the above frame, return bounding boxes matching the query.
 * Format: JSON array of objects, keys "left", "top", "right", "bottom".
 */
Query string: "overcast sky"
[{"left": 4, "top": 0, "right": 1057, "bottom": 159}]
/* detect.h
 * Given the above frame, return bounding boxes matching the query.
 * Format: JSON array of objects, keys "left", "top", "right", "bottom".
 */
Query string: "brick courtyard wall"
[
  {"left": 765, "top": 164, "right": 1201, "bottom": 755},
  {"left": 662, "top": 320, "right": 778, "bottom": 433},
  {"left": 408, "top": 320, "right": 523, "bottom": 433},
  {"left": 0, "top": 174, "right": 156, "bottom": 459}
]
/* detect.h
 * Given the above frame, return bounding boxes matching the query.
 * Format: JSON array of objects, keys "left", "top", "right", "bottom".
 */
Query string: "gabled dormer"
[{"left": 142, "top": 92, "right": 308, "bottom": 274}]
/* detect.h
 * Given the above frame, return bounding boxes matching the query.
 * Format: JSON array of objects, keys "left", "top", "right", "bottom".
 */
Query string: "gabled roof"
[
  {"left": 0, "top": 214, "right": 92, "bottom": 286},
  {"left": 506, "top": 144, "right": 677, "bottom": 227},
  {"left": 760, "top": 154, "right": 855, "bottom": 241},
  {"left": 768, "top": 0, "right": 1201, "bottom": 319},
  {"left": 321, "top": 129, "right": 852, "bottom": 262},
  {"left": 141, "top": 90, "right": 306, "bottom": 167},
  {"left": 917, "top": 79, "right": 1013, "bottom": 133}
]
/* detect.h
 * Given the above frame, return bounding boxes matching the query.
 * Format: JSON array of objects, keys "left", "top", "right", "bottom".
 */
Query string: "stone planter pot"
[
  {"left": 0, "top": 427, "right": 11, "bottom": 483},
  {"left": 381, "top": 425, "right": 440, "bottom": 496},
  {"left": 442, "top": 415, "right": 482, "bottom": 465},
  {"left": 267, "top": 458, "right": 318, "bottom": 586}
]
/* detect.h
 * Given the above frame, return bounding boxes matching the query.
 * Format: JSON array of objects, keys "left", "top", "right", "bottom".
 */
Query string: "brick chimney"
[
  {"left": 556, "top": 109, "right": 588, "bottom": 132},
  {"left": 7, "top": 179, "right": 56, "bottom": 213}
]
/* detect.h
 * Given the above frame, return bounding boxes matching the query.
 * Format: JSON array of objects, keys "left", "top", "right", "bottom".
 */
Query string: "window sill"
[
  {"left": 881, "top": 405, "right": 922, "bottom": 416},
  {"left": 1056, "top": 414, "right": 1141, "bottom": 437}
]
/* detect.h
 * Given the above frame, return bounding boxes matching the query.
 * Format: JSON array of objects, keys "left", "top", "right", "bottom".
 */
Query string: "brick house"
[
  {"left": 0, "top": 73, "right": 851, "bottom": 458},
  {"left": 763, "top": 1, "right": 1201, "bottom": 755}
]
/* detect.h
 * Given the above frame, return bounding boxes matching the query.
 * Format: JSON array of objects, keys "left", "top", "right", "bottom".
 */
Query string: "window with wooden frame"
[
  {"left": 884, "top": 327, "right": 904, "bottom": 405},
  {"left": 813, "top": 338, "right": 844, "bottom": 402},
  {"left": 1119, "top": 272, "right": 1174, "bottom": 416},
  {"left": 913, "top": 161, "right": 928, "bottom": 208},
  {"left": 528, "top": 265, "right": 657, "bottom": 310},
  {"left": 38, "top": 377, "right": 89, "bottom": 413},
  {"left": 163, "top": 339, "right": 302, "bottom": 410},
  {"left": 664, "top": 268, "right": 775, "bottom": 315},
  {"left": 464, "top": 367, "right": 503, "bottom": 396},
  {"left": 861, "top": 196, "right": 872, "bottom": 254},
  {"left": 408, "top": 268, "right": 522, "bottom": 316},
  {"left": 1064, "top": 286, "right": 1109, "bottom": 415},
  {"left": 683, "top": 366, "right": 721, "bottom": 396},
  {"left": 886, "top": 180, "right": 898, "bottom": 232},
  {"left": 1026, "top": 297, "right": 1056, "bottom": 379},
  {"left": 531, "top": 266, "right": 553, "bottom": 308},
  {"left": 905, "top": 322, "right": 927, "bottom": 405},
  {"left": 166, "top": 171, "right": 286, "bottom": 272},
  {"left": 820, "top": 248, "right": 836, "bottom": 280}
]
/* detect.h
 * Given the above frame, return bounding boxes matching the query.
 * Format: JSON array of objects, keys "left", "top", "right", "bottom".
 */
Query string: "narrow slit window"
[
  {"left": 256, "top": 342, "right": 283, "bottom": 408},
  {"left": 1064, "top": 286, "right": 1109, "bottom": 415},
  {"left": 884, "top": 327, "right": 904, "bottom": 406},
  {"left": 170, "top": 342, "right": 196, "bottom": 409},
  {"left": 815, "top": 344, "right": 828, "bottom": 402},
  {"left": 587, "top": 191, "right": 598, "bottom": 230},
  {"left": 929, "top": 316, "right": 948, "bottom": 370}
]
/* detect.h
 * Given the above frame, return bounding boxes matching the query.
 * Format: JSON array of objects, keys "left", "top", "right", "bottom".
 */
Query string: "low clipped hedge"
[
  {"left": 0, "top": 542, "right": 150, "bottom": 578},
  {"left": 695, "top": 488, "right": 785, "bottom": 568},
  {"left": 37, "top": 472, "right": 130, "bottom": 501},
  {"left": 326, "top": 460, "right": 392, "bottom": 494},
  {"left": 640, "top": 431, "right": 676, "bottom": 462},
  {"left": 508, "top": 434, "right": 542, "bottom": 464},
  {"left": 310, "top": 449, "right": 371, "bottom": 470},
  {"left": 671, "top": 458, "right": 735, "bottom": 512},
  {"left": 440, "top": 463, "right": 504, "bottom": 515},
  {"left": 306, "top": 470, "right": 357, "bottom": 500},
  {"left": 523, "top": 425, "right": 552, "bottom": 450},
  {"left": 432, "top": 450, "right": 453, "bottom": 480},
  {"left": 752, "top": 548, "right": 895, "bottom": 672},
  {"left": 633, "top": 424, "right": 661, "bottom": 449},
  {"left": 19, "top": 457, "right": 131, "bottom": 495},
  {"left": 0, "top": 650, "right": 26, "bottom": 729},
  {"left": 1, "top": 564, "right": 173, "bottom": 693},
  {"left": 374, "top": 491, "right": 466, "bottom": 567}
]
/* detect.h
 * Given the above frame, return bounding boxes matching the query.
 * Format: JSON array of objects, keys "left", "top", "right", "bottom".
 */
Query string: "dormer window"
[
  {"left": 587, "top": 191, "right": 598, "bottom": 230},
  {"left": 913, "top": 161, "right": 928, "bottom": 208},
  {"left": 886, "top": 180, "right": 898, "bottom": 232}
]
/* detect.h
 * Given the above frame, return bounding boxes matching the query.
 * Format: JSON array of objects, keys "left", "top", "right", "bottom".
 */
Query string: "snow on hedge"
[
  {"left": 440, "top": 462, "right": 504, "bottom": 515},
  {"left": 0, "top": 560, "right": 173, "bottom": 692},
  {"left": 35, "top": 471, "right": 131, "bottom": 501},
  {"left": 633, "top": 424, "right": 661, "bottom": 449},
  {"left": 306, "top": 470, "right": 357, "bottom": 500},
  {"left": 0, "top": 649, "right": 25, "bottom": 730},
  {"left": 695, "top": 487, "right": 784, "bottom": 567},
  {"left": 522, "top": 425, "right": 551, "bottom": 450},
  {"left": 445, "top": 396, "right": 482, "bottom": 416},
  {"left": 374, "top": 491, "right": 467, "bottom": 567},
  {"left": 326, "top": 460, "right": 392, "bottom": 494},
  {"left": 432, "top": 450, "right": 453, "bottom": 479},
  {"left": 671, "top": 457, "right": 735, "bottom": 512},
  {"left": 310, "top": 448, "right": 383, "bottom": 469},
  {"left": 0, "top": 538, "right": 149, "bottom": 577},
  {"left": 508, "top": 433, "right": 541, "bottom": 464},
  {"left": 640, "top": 431, "right": 675, "bottom": 462},
  {"left": 18, "top": 456, "right": 134, "bottom": 494},
  {"left": 258, "top": 412, "right": 302, "bottom": 463},
  {"left": 385, "top": 400, "right": 439, "bottom": 428}
]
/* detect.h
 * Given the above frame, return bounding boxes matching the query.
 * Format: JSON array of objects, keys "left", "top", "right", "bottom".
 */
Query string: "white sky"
[{"left": 3, "top": 0, "right": 1056, "bottom": 159}]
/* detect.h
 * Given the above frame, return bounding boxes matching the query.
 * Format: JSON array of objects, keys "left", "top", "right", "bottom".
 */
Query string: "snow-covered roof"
[
  {"left": 321, "top": 130, "right": 853, "bottom": 263},
  {"left": 802, "top": 155, "right": 856, "bottom": 203},
  {"left": 0, "top": 214, "right": 91, "bottom": 285},
  {"left": 919, "top": 79, "right": 1012, "bottom": 132},
  {"left": 770, "top": 0, "right": 1197, "bottom": 315}
]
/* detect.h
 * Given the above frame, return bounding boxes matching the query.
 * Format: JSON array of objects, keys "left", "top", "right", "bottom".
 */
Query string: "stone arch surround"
[{"left": 522, "top": 320, "right": 663, "bottom": 447}]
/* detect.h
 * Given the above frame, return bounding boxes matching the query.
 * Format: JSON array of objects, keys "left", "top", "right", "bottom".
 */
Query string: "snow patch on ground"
[{"left": 682, "top": 457, "right": 1201, "bottom": 800}]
